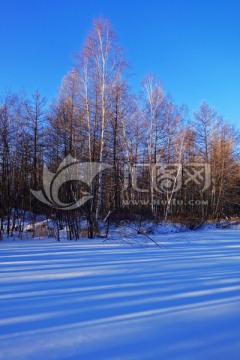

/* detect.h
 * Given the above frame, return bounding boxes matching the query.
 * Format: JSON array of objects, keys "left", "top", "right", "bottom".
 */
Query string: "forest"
[{"left": 0, "top": 18, "right": 239, "bottom": 239}]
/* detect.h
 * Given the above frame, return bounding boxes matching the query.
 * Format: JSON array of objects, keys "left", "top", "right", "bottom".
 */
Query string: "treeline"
[{"left": 0, "top": 18, "right": 239, "bottom": 237}]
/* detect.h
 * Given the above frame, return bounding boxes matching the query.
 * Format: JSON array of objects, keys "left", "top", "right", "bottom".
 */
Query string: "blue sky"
[{"left": 1, "top": 0, "right": 240, "bottom": 127}]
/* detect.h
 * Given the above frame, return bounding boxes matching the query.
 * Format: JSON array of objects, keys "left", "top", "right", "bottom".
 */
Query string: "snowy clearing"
[{"left": 0, "top": 228, "right": 240, "bottom": 360}]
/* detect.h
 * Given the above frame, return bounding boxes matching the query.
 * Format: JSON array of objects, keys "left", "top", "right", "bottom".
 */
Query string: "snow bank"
[{"left": 0, "top": 229, "right": 240, "bottom": 359}]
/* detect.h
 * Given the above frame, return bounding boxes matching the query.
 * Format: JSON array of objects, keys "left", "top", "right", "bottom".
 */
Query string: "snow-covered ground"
[{"left": 0, "top": 228, "right": 240, "bottom": 359}]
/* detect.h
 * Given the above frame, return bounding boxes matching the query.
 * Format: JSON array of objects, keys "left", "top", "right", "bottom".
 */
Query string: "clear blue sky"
[{"left": 1, "top": 0, "right": 240, "bottom": 127}]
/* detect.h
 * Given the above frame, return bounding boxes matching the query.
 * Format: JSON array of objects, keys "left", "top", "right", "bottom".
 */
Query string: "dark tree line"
[{"left": 0, "top": 18, "right": 239, "bottom": 238}]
